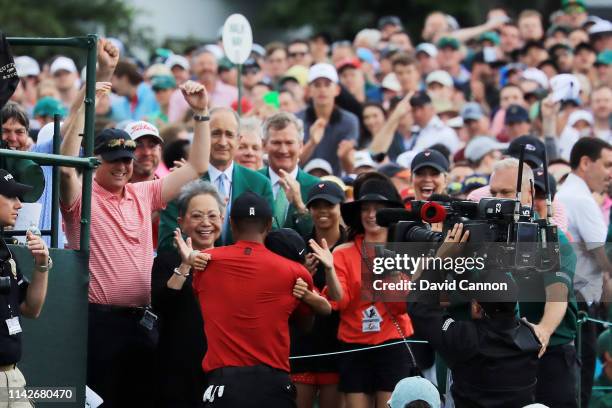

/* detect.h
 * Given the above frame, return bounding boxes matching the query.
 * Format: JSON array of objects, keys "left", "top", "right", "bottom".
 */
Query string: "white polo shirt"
[{"left": 557, "top": 173, "right": 607, "bottom": 303}]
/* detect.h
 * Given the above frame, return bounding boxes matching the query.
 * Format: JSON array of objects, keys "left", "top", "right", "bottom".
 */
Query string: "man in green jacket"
[
  {"left": 488, "top": 158, "right": 579, "bottom": 407},
  {"left": 259, "top": 112, "right": 320, "bottom": 235},
  {"left": 158, "top": 107, "right": 273, "bottom": 250}
]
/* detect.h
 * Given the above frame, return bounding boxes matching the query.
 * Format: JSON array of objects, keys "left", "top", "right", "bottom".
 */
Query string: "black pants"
[
  {"left": 203, "top": 365, "right": 296, "bottom": 408},
  {"left": 535, "top": 343, "right": 578, "bottom": 407},
  {"left": 577, "top": 301, "right": 598, "bottom": 408},
  {"left": 87, "top": 304, "right": 158, "bottom": 408}
]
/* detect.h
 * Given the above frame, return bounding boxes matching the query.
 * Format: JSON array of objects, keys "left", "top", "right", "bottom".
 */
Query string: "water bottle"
[{"left": 26, "top": 222, "right": 42, "bottom": 239}]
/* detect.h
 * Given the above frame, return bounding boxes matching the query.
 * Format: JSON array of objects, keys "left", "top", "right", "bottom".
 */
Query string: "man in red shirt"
[{"left": 193, "top": 191, "right": 314, "bottom": 407}]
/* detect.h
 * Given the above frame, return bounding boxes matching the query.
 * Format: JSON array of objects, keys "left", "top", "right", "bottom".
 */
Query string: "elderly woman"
[
  {"left": 235, "top": 116, "right": 264, "bottom": 170},
  {"left": 333, "top": 172, "right": 415, "bottom": 408},
  {"left": 151, "top": 180, "right": 224, "bottom": 408}
]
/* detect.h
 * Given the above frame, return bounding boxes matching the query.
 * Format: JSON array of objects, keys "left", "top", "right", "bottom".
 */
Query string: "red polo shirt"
[
  {"left": 61, "top": 178, "right": 165, "bottom": 306},
  {"left": 193, "top": 241, "right": 314, "bottom": 373}
]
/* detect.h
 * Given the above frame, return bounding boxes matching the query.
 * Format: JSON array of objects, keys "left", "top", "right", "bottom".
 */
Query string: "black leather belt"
[
  {"left": 208, "top": 365, "right": 287, "bottom": 377},
  {"left": 89, "top": 303, "right": 146, "bottom": 316}
]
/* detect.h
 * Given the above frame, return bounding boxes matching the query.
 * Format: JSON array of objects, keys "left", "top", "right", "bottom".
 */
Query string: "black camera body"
[{"left": 377, "top": 196, "right": 560, "bottom": 274}]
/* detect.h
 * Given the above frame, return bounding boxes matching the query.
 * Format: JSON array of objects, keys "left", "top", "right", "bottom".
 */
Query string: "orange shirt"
[{"left": 333, "top": 235, "right": 413, "bottom": 345}]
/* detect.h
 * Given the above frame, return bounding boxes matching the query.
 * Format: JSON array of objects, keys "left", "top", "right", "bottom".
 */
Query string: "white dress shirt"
[
  {"left": 269, "top": 166, "right": 299, "bottom": 199},
  {"left": 412, "top": 115, "right": 461, "bottom": 154},
  {"left": 557, "top": 173, "right": 608, "bottom": 303}
]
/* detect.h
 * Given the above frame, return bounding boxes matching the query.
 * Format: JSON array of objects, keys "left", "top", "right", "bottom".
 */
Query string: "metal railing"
[{"left": 0, "top": 35, "right": 98, "bottom": 251}]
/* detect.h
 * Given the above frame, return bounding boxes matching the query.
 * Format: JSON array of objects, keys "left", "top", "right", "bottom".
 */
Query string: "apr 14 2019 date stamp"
[{"left": 0, "top": 387, "right": 76, "bottom": 403}]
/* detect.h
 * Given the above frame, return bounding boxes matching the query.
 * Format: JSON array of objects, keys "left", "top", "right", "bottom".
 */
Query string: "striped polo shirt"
[{"left": 61, "top": 178, "right": 165, "bottom": 307}]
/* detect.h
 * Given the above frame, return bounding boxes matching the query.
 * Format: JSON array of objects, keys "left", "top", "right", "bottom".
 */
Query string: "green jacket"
[
  {"left": 158, "top": 163, "right": 274, "bottom": 251},
  {"left": 590, "top": 372, "right": 612, "bottom": 408},
  {"left": 258, "top": 166, "right": 320, "bottom": 234},
  {"left": 518, "top": 227, "right": 578, "bottom": 346}
]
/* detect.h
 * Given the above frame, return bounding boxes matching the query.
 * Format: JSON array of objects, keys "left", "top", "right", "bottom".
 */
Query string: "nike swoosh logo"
[{"left": 299, "top": 249, "right": 305, "bottom": 255}]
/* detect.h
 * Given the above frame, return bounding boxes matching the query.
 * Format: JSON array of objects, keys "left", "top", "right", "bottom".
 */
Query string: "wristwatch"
[
  {"left": 193, "top": 113, "right": 210, "bottom": 122},
  {"left": 35, "top": 257, "right": 53, "bottom": 273},
  {"left": 173, "top": 267, "right": 190, "bottom": 278}
]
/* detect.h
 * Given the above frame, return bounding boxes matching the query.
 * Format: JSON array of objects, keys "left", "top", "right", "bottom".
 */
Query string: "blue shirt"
[
  {"left": 110, "top": 82, "right": 160, "bottom": 122},
  {"left": 297, "top": 106, "right": 359, "bottom": 176},
  {"left": 30, "top": 140, "right": 66, "bottom": 247}
]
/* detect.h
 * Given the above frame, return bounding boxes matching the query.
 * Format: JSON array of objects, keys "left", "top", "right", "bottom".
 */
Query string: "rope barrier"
[
  {"left": 289, "top": 339, "right": 429, "bottom": 359},
  {"left": 289, "top": 316, "right": 610, "bottom": 360},
  {"left": 585, "top": 317, "right": 611, "bottom": 327}
]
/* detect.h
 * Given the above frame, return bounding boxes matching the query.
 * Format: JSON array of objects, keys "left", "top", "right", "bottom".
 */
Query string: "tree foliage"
[
  {"left": 246, "top": 0, "right": 556, "bottom": 42},
  {"left": 0, "top": 0, "right": 152, "bottom": 66}
]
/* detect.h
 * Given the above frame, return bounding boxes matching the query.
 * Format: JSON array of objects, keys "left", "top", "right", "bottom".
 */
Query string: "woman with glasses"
[{"left": 151, "top": 180, "right": 224, "bottom": 407}]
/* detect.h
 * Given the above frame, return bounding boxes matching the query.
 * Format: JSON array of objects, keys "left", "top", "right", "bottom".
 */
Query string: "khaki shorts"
[{"left": 0, "top": 366, "right": 33, "bottom": 408}]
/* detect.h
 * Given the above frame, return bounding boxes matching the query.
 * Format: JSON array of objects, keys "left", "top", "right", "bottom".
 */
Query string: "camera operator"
[
  {"left": 488, "top": 158, "right": 578, "bottom": 407},
  {"left": 408, "top": 223, "right": 541, "bottom": 407},
  {"left": 0, "top": 169, "right": 51, "bottom": 405}
]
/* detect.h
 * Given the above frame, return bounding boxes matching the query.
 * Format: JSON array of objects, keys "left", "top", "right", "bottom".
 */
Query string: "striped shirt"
[{"left": 61, "top": 179, "right": 165, "bottom": 307}]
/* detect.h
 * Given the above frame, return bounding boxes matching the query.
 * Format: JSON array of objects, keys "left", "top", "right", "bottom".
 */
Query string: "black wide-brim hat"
[{"left": 340, "top": 174, "right": 404, "bottom": 228}]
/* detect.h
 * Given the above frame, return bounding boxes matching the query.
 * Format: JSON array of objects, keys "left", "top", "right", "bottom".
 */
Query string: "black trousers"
[
  {"left": 577, "top": 301, "right": 599, "bottom": 408},
  {"left": 535, "top": 343, "right": 578, "bottom": 407},
  {"left": 87, "top": 304, "right": 158, "bottom": 408},
  {"left": 203, "top": 365, "right": 296, "bottom": 408}
]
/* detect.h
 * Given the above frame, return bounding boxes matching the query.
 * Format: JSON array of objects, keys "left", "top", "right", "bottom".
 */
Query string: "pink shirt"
[
  {"left": 168, "top": 80, "right": 238, "bottom": 122},
  {"left": 61, "top": 179, "right": 165, "bottom": 306},
  {"left": 467, "top": 185, "right": 570, "bottom": 237}
]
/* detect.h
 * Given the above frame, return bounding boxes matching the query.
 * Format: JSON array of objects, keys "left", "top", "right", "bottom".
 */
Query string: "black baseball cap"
[
  {"left": 505, "top": 135, "right": 545, "bottom": 168},
  {"left": 533, "top": 168, "right": 557, "bottom": 197},
  {"left": 411, "top": 149, "right": 450, "bottom": 173},
  {"left": 0, "top": 169, "right": 32, "bottom": 199},
  {"left": 242, "top": 58, "right": 261, "bottom": 74},
  {"left": 379, "top": 163, "right": 411, "bottom": 178},
  {"left": 409, "top": 91, "right": 432, "bottom": 108},
  {"left": 230, "top": 191, "right": 272, "bottom": 219},
  {"left": 306, "top": 180, "right": 345, "bottom": 207},
  {"left": 378, "top": 16, "right": 403, "bottom": 30},
  {"left": 94, "top": 128, "right": 136, "bottom": 161},
  {"left": 264, "top": 228, "right": 308, "bottom": 264},
  {"left": 504, "top": 104, "right": 530, "bottom": 125}
]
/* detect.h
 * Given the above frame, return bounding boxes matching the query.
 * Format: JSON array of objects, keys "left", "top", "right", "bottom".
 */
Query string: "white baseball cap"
[
  {"left": 426, "top": 70, "right": 454, "bottom": 88},
  {"left": 589, "top": 19, "right": 612, "bottom": 36},
  {"left": 308, "top": 63, "right": 339, "bottom": 84},
  {"left": 465, "top": 136, "right": 508, "bottom": 162},
  {"left": 567, "top": 110, "right": 594, "bottom": 127},
  {"left": 550, "top": 74, "right": 581, "bottom": 103},
  {"left": 353, "top": 150, "right": 377, "bottom": 170},
  {"left": 396, "top": 150, "right": 419, "bottom": 169},
  {"left": 165, "top": 54, "right": 191, "bottom": 71},
  {"left": 521, "top": 68, "right": 549, "bottom": 89},
  {"left": 303, "top": 158, "right": 333, "bottom": 175},
  {"left": 15, "top": 56, "right": 40, "bottom": 77},
  {"left": 50, "top": 56, "right": 77, "bottom": 75},
  {"left": 416, "top": 43, "right": 438, "bottom": 58},
  {"left": 381, "top": 73, "right": 401, "bottom": 92},
  {"left": 124, "top": 121, "right": 163, "bottom": 143}
]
